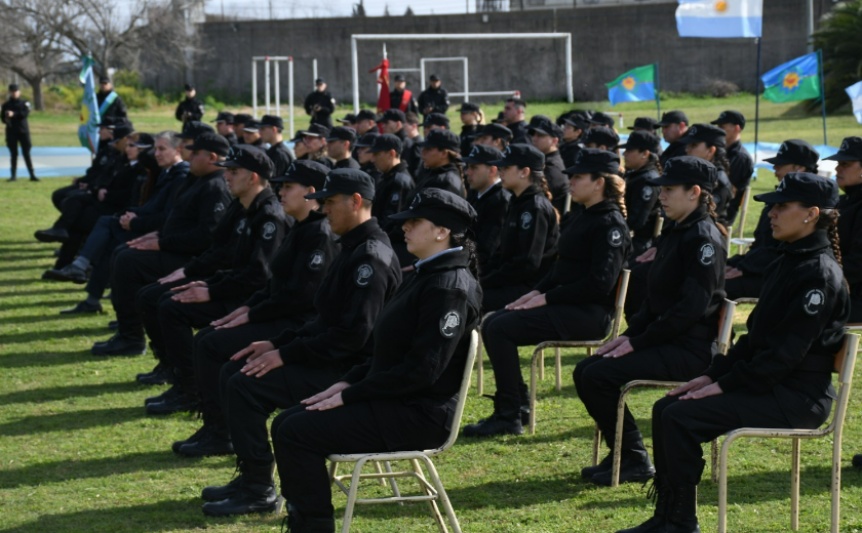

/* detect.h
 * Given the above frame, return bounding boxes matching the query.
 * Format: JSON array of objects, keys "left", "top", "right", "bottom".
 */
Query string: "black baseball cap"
[
  {"left": 560, "top": 113, "right": 590, "bottom": 130},
  {"left": 242, "top": 120, "right": 261, "bottom": 133},
  {"left": 388, "top": 188, "right": 477, "bottom": 234},
  {"left": 763, "top": 139, "right": 819, "bottom": 168},
  {"left": 99, "top": 75, "right": 111, "bottom": 84},
  {"left": 589, "top": 111, "right": 614, "bottom": 128},
  {"left": 213, "top": 111, "right": 235, "bottom": 124},
  {"left": 563, "top": 148, "right": 620, "bottom": 175},
  {"left": 355, "top": 109, "right": 378, "bottom": 122},
  {"left": 583, "top": 126, "right": 620, "bottom": 149},
  {"left": 215, "top": 144, "right": 274, "bottom": 179},
  {"left": 234, "top": 113, "right": 253, "bottom": 125},
  {"left": 478, "top": 123, "right": 513, "bottom": 141},
  {"left": 354, "top": 132, "right": 379, "bottom": 148},
  {"left": 305, "top": 168, "right": 376, "bottom": 201},
  {"left": 423, "top": 113, "right": 450, "bottom": 128},
  {"left": 528, "top": 116, "right": 563, "bottom": 140},
  {"left": 754, "top": 172, "right": 838, "bottom": 208},
  {"left": 8, "top": 83, "right": 18, "bottom": 92},
  {"left": 678, "top": 123, "right": 726, "bottom": 148},
  {"left": 302, "top": 123, "right": 331, "bottom": 138},
  {"left": 260, "top": 115, "right": 284, "bottom": 130},
  {"left": 187, "top": 132, "right": 231, "bottom": 156},
  {"left": 315, "top": 78, "right": 325, "bottom": 85},
  {"left": 377, "top": 109, "right": 406, "bottom": 123},
  {"left": 657, "top": 110, "right": 689, "bottom": 126},
  {"left": 271, "top": 159, "right": 330, "bottom": 189},
  {"left": 368, "top": 133, "right": 402, "bottom": 155},
  {"left": 489, "top": 143, "right": 545, "bottom": 171},
  {"left": 326, "top": 126, "right": 357, "bottom": 143},
  {"left": 460, "top": 102, "right": 480, "bottom": 114},
  {"left": 418, "top": 129, "right": 461, "bottom": 151},
  {"left": 183, "top": 83, "right": 194, "bottom": 91},
  {"left": 463, "top": 144, "right": 504, "bottom": 165},
  {"left": 628, "top": 117, "right": 660, "bottom": 131},
  {"left": 823, "top": 137, "right": 862, "bottom": 162},
  {"left": 130, "top": 132, "right": 155, "bottom": 149},
  {"left": 710, "top": 110, "right": 746, "bottom": 129},
  {"left": 182, "top": 120, "right": 215, "bottom": 139},
  {"left": 619, "top": 130, "right": 662, "bottom": 153},
  {"left": 393, "top": 74, "right": 405, "bottom": 82},
  {"left": 338, "top": 113, "right": 356, "bottom": 124},
  {"left": 112, "top": 123, "right": 135, "bottom": 140},
  {"left": 648, "top": 155, "right": 716, "bottom": 192},
  {"left": 429, "top": 74, "right": 440, "bottom": 82}
]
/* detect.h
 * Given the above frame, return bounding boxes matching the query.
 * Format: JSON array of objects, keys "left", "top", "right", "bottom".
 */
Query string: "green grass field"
[{"left": 2, "top": 99, "right": 862, "bottom": 532}]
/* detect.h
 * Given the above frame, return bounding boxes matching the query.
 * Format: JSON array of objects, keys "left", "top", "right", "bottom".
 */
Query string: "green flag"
[{"left": 761, "top": 52, "right": 821, "bottom": 103}]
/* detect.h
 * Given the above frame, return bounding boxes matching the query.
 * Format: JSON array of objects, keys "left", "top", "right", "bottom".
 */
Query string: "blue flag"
[
  {"left": 606, "top": 65, "right": 657, "bottom": 106},
  {"left": 761, "top": 52, "right": 821, "bottom": 103},
  {"left": 78, "top": 56, "right": 100, "bottom": 154},
  {"left": 846, "top": 81, "right": 862, "bottom": 125},
  {"left": 676, "top": 0, "right": 763, "bottom": 38}
]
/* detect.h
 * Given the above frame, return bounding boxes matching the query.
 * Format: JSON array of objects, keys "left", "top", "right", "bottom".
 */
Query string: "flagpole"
[
  {"left": 754, "top": 37, "right": 762, "bottom": 167},
  {"left": 818, "top": 48, "right": 827, "bottom": 145},
  {"left": 654, "top": 62, "right": 661, "bottom": 120}
]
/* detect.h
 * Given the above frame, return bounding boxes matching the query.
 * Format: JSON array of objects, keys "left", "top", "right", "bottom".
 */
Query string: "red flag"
[{"left": 370, "top": 57, "right": 390, "bottom": 114}]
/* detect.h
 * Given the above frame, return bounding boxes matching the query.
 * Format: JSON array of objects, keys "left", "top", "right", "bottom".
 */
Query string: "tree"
[
  {"left": 352, "top": 0, "right": 365, "bottom": 17},
  {"left": 813, "top": 0, "right": 862, "bottom": 111},
  {"left": 404, "top": 6, "right": 414, "bottom": 16}
]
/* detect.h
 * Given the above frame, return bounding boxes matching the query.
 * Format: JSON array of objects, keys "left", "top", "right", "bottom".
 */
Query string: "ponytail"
[
  {"left": 690, "top": 187, "right": 728, "bottom": 236},
  {"left": 596, "top": 172, "right": 627, "bottom": 219},
  {"left": 451, "top": 231, "right": 480, "bottom": 279},
  {"left": 528, "top": 168, "right": 560, "bottom": 223},
  {"left": 815, "top": 208, "right": 842, "bottom": 266}
]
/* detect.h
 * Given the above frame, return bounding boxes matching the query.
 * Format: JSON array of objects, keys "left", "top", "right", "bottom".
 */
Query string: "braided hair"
[
  {"left": 595, "top": 172, "right": 628, "bottom": 219},
  {"left": 528, "top": 169, "right": 560, "bottom": 223}
]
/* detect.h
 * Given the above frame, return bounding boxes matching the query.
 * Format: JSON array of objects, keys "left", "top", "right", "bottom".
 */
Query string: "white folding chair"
[
  {"left": 326, "top": 330, "right": 479, "bottom": 533},
  {"left": 717, "top": 332, "right": 859, "bottom": 533},
  {"left": 473, "top": 312, "right": 495, "bottom": 395}
]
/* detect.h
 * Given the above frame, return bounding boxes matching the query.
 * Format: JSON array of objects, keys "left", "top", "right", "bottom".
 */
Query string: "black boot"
[
  {"left": 146, "top": 388, "right": 199, "bottom": 415},
  {"left": 145, "top": 384, "right": 180, "bottom": 406},
  {"left": 201, "top": 461, "right": 243, "bottom": 502},
  {"left": 462, "top": 393, "right": 523, "bottom": 437},
  {"left": 201, "top": 463, "right": 277, "bottom": 516},
  {"left": 665, "top": 483, "right": 701, "bottom": 533},
  {"left": 581, "top": 452, "right": 613, "bottom": 480},
  {"left": 178, "top": 423, "right": 234, "bottom": 457},
  {"left": 616, "top": 475, "right": 671, "bottom": 533},
  {"left": 44, "top": 263, "right": 89, "bottom": 284},
  {"left": 591, "top": 449, "right": 655, "bottom": 486},
  {"left": 283, "top": 506, "right": 335, "bottom": 533},
  {"left": 34, "top": 227, "right": 70, "bottom": 243},
  {"left": 137, "top": 362, "right": 175, "bottom": 386},
  {"left": 59, "top": 300, "right": 103, "bottom": 314},
  {"left": 91, "top": 333, "right": 146, "bottom": 356}
]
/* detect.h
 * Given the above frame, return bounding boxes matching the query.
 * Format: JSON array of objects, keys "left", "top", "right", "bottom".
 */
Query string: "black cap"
[
  {"left": 478, "top": 123, "right": 513, "bottom": 141},
  {"left": 463, "top": 144, "right": 504, "bottom": 165},
  {"left": 583, "top": 126, "right": 620, "bottom": 149},
  {"left": 182, "top": 120, "right": 215, "bottom": 139},
  {"left": 98, "top": 75, "right": 110, "bottom": 84},
  {"left": 619, "top": 131, "right": 662, "bottom": 153},
  {"left": 130, "top": 132, "right": 155, "bottom": 149},
  {"left": 183, "top": 83, "right": 194, "bottom": 91},
  {"left": 315, "top": 78, "right": 325, "bottom": 85},
  {"left": 327, "top": 126, "right": 357, "bottom": 143},
  {"left": 418, "top": 129, "right": 460, "bottom": 151},
  {"left": 394, "top": 74, "right": 405, "bottom": 82},
  {"left": 563, "top": 148, "right": 620, "bottom": 175},
  {"left": 459, "top": 102, "right": 480, "bottom": 114},
  {"left": 589, "top": 111, "right": 614, "bottom": 128},
  {"left": 112, "top": 123, "right": 135, "bottom": 140},
  {"left": 271, "top": 160, "right": 330, "bottom": 188},
  {"left": 305, "top": 168, "right": 376, "bottom": 201},
  {"left": 388, "top": 188, "right": 477, "bottom": 234},
  {"left": 338, "top": 113, "right": 356, "bottom": 124},
  {"left": 234, "top": 113, "right": 253, "bottom": 125},
  {"left": 561, "top": 113, "right": 590, "bottom": 130},
  {"left": 242, "top": 120, "right": 261, "bottom": 133},
  {"left": 754, "top": 172, "right": 839, "bottom": 208},
  {"left": 678, "top": 123, "right": 726, "bottom": 148},
  {"left": 422, "top": 113, "right": 450, "bottom": 128},
  {"left": 260, "top": 115, "right": 284, "bottom": 130},
  {"left": 212, "top": 111, "right": 235, "bottom": 124},
  {"left": 648, "top": 155, "right": 716, "bottom": 192},
  {"left": 489, "top": 143, "right": 545, "bottom": 171},
  {"left": 355, "top": 109, "right": 378, "bottom": 122},
  {"left": 763, "top": 139, "right": 819, "bottom": 168},
  {"left": 823, "top": 137, "right": 862, "bottom": 162},
  {"left": 8, "top": 83, "right": 18, "bottom": 92},
  {"left": 528, "top": 115, "right": 563, "bottom": 140},
  {"left": 429, "top": 74, "right": 440, "bottom": 82},
  {"left": 215, "top": 144, "right": 274, "bottom": 179},
  {"left": 710, "top": 110, "right": 746, "bottom": 129},
  {"left": 368, "top": 133, "right": 402, "bottom": 154},
  {"left": 302, "top": 123, "right": 331, "bottom": 138},
  {"left": 378, "top": 109, "right": 406, "bottom": 123},
  {"left": 355, "top": 132, "right": 379, "bottom": 148},
  {"left": 657, "top": 110, "right": 689, "bottom": 126},
  {"left": 628, "top": 117, "right": 660, "bottom": 131},
  {"left": 187, "top": 132, "right": 231, "bottom": 156}
]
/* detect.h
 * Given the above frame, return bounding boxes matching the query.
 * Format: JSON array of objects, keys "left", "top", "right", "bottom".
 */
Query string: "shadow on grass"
[
  {"left": 0, "top": 381, "right": 142, "bottom": 405},
  {"left": 0, "top": 312, "right": 101, "bottom": 326},
  {"left": 1, "top": 326, "right": 113, "bottom": 344},
  {"left": 0, "top": 350, "right": 95, "bottom": 369},
  {"left": 0, "top": 406, "right": 142, "bottom": 436},
  {"left": 0, "top": 287, "right": 80, "bottom": 298}
]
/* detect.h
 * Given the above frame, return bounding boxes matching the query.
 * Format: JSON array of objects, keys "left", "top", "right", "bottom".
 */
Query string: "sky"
[{"left": 206, "top": 0, "right": 486, "bottom": 19}]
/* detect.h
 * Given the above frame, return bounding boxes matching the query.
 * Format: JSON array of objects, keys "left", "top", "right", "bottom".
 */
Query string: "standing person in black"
[
  {"left": 824, "top": 137, "right": 862, "bottom": 322},
  {"left": 465, "top": 149, "right": 630, "bottom": 437},
  {"left": 2, "top": 83, "right": 36, "bottom": 181},
  {"left": 96, "top": 76, "right": 127, "bottom": 123},
  {"left": 725, "top": 139, "right": 819, "bottom": 300},
  {"left": 575, "top": 156, "right": 726, "bottom": 487},
  {"left": 657, "top": 110, "right": 689, "bottom": 166},
  {"left": 481, "top": 144, "right": 559, "bottom": 311},
  {"left": 711, "top": 110, "right": 754, "bottom": 225},
  {"left": 199, "top": 169, "right": 401, "bottom": 517},
  {"left": 171, "top": 160, "right": 337, "bottom": 457},
  {"left": 303, "top": 78, "right": 335, "bottom": 128},
  {"left": 502, "top": 97, "right": 529, "bottom": 144},
  {"left": 681, "top": 123, "right": 734, "bottom": 225},
  {"left": 175, "top": 84, "right": 205, "bottom": 124},
  {"left": 619, "top": 131, "right": 662, "bottom": 258},
  {"left": 325, "top": 126, "right": 360, "bottom": 169},
  {"left": 459, "top": 102, "right": 483, "bottom": 156},
  {"left": 389, "top": 74, "right": 418, "bottom": 115},
  {"left": 621, "top": 173, "right": 848, "bottom": 533},
  {"left": 417, "top": 74, "right": 450, "bottom": 118},
  {"left": 271, "top": 188, "right": 481, "bottom": 533},
  {"left": 370, "top": 133, "right": 415, "bottom": 229},
  {"left": 258, "top": 115, "right": 294, "bottom": 176},
  {"left": 464, "top": 144, "right": 509, "bottom": 273},
  {"left": 528, "top": 115, "right": 569, "bottom": 214}
]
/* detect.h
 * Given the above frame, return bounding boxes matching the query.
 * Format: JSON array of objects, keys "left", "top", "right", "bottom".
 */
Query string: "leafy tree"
[{"left": 813, "top": 0, "right": 862, "bottom": 111}]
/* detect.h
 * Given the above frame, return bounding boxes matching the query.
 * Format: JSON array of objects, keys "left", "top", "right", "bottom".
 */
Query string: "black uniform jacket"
[
  {"left": 660, "top": 141, "right": 687, "bottom": 167},
  {"left": 838, "top": 183, "right": 862, "bottom": 300},
  {"left": 128, "top": 161, "right": 190, "bottom": 234},
  {"left": 418, "top": 86, "right": 450, "bottom": 116},
  {"left": 101, "top": 159, "right": 146, "bottom": 212},
  {"left": 245, "top": 210, "right": 339, "bottom": 324},
  {"left": 175, "top": 97, "right": 205, "bottom": 122},
  {"left": 713, "top": 167, "right": 734, "bottom": 226},
  {"left": 80, "top": 143, "right": 120, "bottom": 187},
  {"left": 544, "top": 150, "right": 569, "bottom": 214},
  {"left": 1, "top": 97, "right": 30, "bottom": 135},
  {"left": 624, "top": 165, "right": 661, "bottom": 255},
  {"left": 340, "top": 248, "right": 481, "bottom": 440},
  {"left": 334, "top": 157, "right": 360, "bottom": 170},
  {"left": 271, "top": 218, "right": 401, "bottom": 372},
  {"left": 508, "top": 121, "right": 529, "bottom": 144},
  {"left": 624, "top": 205, "right": 726, "bottom": 351},
  {"left": 467, "top": 180, "right": 510, "bottom": 273},
  {"left": 704, "top": 230, "right": 849, "bottom": 427},
  {"left": 727, "top": 203, "right": 780, "bottom": 275},
  {"left": 267, "top": 142, "right": 295, "bottom": 177},
  {"left": 97, "top": 90, "right": 127, "bottom": 121},
  {"left": 725, "top": 141, "right": 755, "bottom": 222},
  {"left": 460, "top": 125, "right": 480, "bottom": 157},
  {"left": 481, "top": 184, "right": 559, "bottom": 289},
  {"left": 374, "top": 161, "right": 416, "bottom": 231},
  {"left": 559, "top": 140, "right": 582, "bottom": 169},
  {"left": 304, "top": 90, "right": 335, "bottom": 126},
  {"left": 157, "top": 169, "right": 230, "bottom": 255}
]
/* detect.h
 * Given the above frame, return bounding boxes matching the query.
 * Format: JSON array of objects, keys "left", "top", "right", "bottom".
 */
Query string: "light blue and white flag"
[
  {"left": 846, "top": 81, "right": 862, "bottom": 125},
  {"left": 676, "top": 0, "right": 763, "bottom": 38}
]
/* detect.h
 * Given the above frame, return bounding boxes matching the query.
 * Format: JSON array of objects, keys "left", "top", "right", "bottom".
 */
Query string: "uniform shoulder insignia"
[
  {"left": 642, "top": 187, "right": 653, "bottom": 201},
  {"left": 439, "top": 310, "right": 461, "bottom": 338},
  {"left": 698, "top": 242, "right": 715, "bottom": 266},
  {"left": 262, "top": 221, "right": 277, "bottom": 240},
  {"left": 235, "top": 218, "right": 247, "bottom": 235},
  {"left": 390, "top": 192, "right": 400, "bottom": 204},
  {"left": 308, "top": 250, "right": 325, "bottom": 271},
  {"left": 354, "top": 263, "right": 374, "bottom": 287},
  {"left": 214, "top": 202, "right": 226, "bottom": 213},
  {"left": 803, "top": 289, "right": 825, "bottom": 316},
  {"left": 520, "top": 211, "right": 533, "bottom": 230},
  {"left": 607, "top": 227, "right": 624, "bottom": 248}
]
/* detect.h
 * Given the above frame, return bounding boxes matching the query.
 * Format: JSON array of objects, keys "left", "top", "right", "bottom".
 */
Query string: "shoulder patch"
[
  {"left": 642, "top": 187, "right": 653, "bottom": 201},
  {"left": 235, "top": 218, "right": 247, "bottom": 235},
  {"left": 607, "top": 227, "right": 624, "bottom": 248},
  {"left": 354, "top": 263, "right": 374, "bottom": 287},
  {"left": 308, "top": 250, "right": 325, "bottom": 271},
  {"left": 390, "top": 192, "right": 400, "bottom": 204},
  {"left": 698, "top": 243, "right": 715, "bottom": 266},
  {"left": 520, "top": 211, "right": 533, "bottom": 230},
  {"left": 214, "top": 202, "right": 226, "bottom": 213},
  {"left": 440, "top": 310, "right": 461, "bottom": 338},
  {"left": 262, "top": 221, "right": 277, "bottom": 240},
  {"left": 803, "top": 289, "right": 825, "bottom": 316}
]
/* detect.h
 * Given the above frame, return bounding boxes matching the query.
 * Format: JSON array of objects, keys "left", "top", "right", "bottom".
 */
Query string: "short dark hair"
[{"left": 506, "top": 97, "right": 527, "bottom": 110}]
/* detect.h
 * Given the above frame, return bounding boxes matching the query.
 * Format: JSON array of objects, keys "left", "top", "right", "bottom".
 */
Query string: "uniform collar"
[
  {"left": 414, "top": 247, "right": 468, "bottom": 274},
  {"left": 337, "top": 218, "right": 381, "bottom": 250},
  {"left": 778, "top": 229, "right": 831, "bottom": 255},
  {"left": 246, "top": 186, "right": 276, "bottom": 213},
  {"left": 383, "top": 161, "right": 408, "bottom": 178},
  {"left": 584, "top": 199, "right": 619, "bottom": 215},
  {"left": 842, "top": 182, "right": 862, "bottom": 199},
  {"left": 476, "top": 179, "right": 502, "bottom": 199},
  {"left": 673, "top": 204, "right": 710, "bottom": 230}
]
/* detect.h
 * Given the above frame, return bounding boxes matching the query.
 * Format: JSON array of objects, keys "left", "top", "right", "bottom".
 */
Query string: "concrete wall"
[{"left": 146, "top": 0, "right": 819, "bottom": 106}]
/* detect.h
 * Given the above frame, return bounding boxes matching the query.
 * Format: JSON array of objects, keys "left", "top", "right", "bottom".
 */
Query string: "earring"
[
  {"left": 435, "top": 236, "right": 442, "bottom": 241},
  {"left": 689, "top": 196, "right": 696, "bottom": 200},
  {"left": 803, "top": 219, "right": 809, "bottom": 224}
]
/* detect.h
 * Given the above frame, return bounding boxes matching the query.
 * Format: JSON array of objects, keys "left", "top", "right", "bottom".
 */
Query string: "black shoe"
[
  {"left": 590, "top": 453, "right": 655, "bottom": 486},
  {"left": 91, "top": 334, "right": 146, "bottom": 356},
  {"left": 137, "top": 363, "right": 174, "bottom": 386},
  {"left": 108, "top": 320, "right": 118, "bottom": 331},
  {"left": 8, "top": 176, "right": 16, "bottom": 182},
  {"left": 853, "top": 454, "right": 862, "bottom": 469},
  {"left": 616, "top": 516, "right": 667, "bottom": 533},
  {"left": 145, "top": 391, "right": 200, "bottom": 415},
  {"left": 29, "top": 176, "right": 39, "bottom": 182},
  {"left": 201, "top": 483, "right": 278, "bottom": 516},
  {"left": 60, "top": 300, "right": 103, "bottom": 315},
  {"left": 581, "top": 453, "right": 613, "bottom": 480},
  {"left": 283, "top": 510, "right": 336, "bottom": 533},
  {"left": 178, "top": 430, "right": 234, "bottom": 457},
  {"left": 173, "top": 425, "right": 209, "bottom": 454},
  {"left": 34, "top": 227, "right": 70, "bottom": 243},
  {"left": 44, "top": 264, "right": 88, "bottom": 284},
  {"left": 462, "top": 413, "right": 523, "bottom": 438},
  {"left": 145, "top": 385, "right": 181, "bottom": 406},
  {"left": 201, "top": 474, "right": 244, "bottom": 502}
]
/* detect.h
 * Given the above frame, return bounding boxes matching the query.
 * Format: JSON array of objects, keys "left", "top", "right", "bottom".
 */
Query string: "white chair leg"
[
  {"left": 410, "top": 458, "right": 447, "bottom": 532},
  {"left": 832, "top": 422, "right": 843, "bottom": 533},
  {"left": 791, "top": 438, "right": 800, "bottom": 530},
  {"left": 611, "top": 388, "right": 630, "bottom": 487},
  {"left": 421, "top": 456, "right": 461, "bottom": 533},
  {"left": 592, "top": 425, "right": 602, "bottom": 466},
  {"left": 554, "top": 347, "right": 562, "bottom": 391},
  {"left": 340, "top": 457, "right": 369, "bottom": 533},
  {"left": 538, "top": 348, "right": 545, "bottom": 381},
  {"left": 383, "top": 461, "right": 403, "bottom": 502},
  {"left": 718, "top": 439, "right": 731, "bottom": 533},
  {"left": 529, "top": 349, "right": 539, "bottom": 434},
  {"left": 710, "top": 439, "right": 719, "bottom": 483},
  {"left": 476, "top": 336, "right": 484, "bottom": 395}
]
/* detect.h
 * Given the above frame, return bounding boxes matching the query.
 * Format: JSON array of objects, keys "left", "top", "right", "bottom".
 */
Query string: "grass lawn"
[{"left": 3, "top": 97, "right": 862, "bottom": 532}]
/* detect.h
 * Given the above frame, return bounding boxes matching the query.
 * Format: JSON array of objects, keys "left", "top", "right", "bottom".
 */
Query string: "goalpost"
[
  {"left": 350, "top": 33, "right": 574, "bottom": 112},
  {"left": 251, "top": 56, "right": 296, "bottom": 138}
]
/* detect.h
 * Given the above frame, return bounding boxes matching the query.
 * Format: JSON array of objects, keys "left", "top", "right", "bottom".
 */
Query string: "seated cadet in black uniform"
[
  {"left": 169, "top": 161, "right": 337, "bottom": 457},
  {"left": 175, "top": 84, "right": 205, "bottom": 124},
  {"left": 325, "top": 126, "right": 360, "bottom": 169},
  {"left": 725, "top": 139, "right": 819, "bottom": 300},
  {"left": 465, "top": 149, "right": 630, "bottom": 437},
  {"left": 710, "top": 110, "right": 754, "bottom": 225},
  {"left": 620, "top": 173, "right": 848, "bottom": 533},
  {"left": 213, "top": 111, "right": 238, "bottom": 146},
  {"left": 681, "top": 124, "right": 734, "bottom": 226},
  {"left": 583, "top": 126, "right": 620, "bottom": 153},
  {"left": 657, "top": 110, "right": 690, "bottom": 166},
  {"left": 239, "top": 120, "right": 264, "bottom": 148},
  {"left": 459, "top": 102, "right": 484, "bottom": 156},
  {"left": 91, "top": 133, "right": 231, "bottom": 356},
  {"left": 528, "top": 115, "right": 569, "bottom": 214},
  {"left": 199, "top": 169, "right": 401, "bottom": 517},
  {"left": 296, "top": 124, "right": 334, "bottom": 169},
  {"left": 139, "top": 145, "right": 287, "bottom": 416},
  {"left": 619, "top": 131, "right": 662, "bottom": 259},
  {"left": 558, "top": 112, "right": 589, "bottom": 168},
  {"left": 628, "top": 116, "right": 660, "bottom": 133},
  {"left": 271, "top": 188, "right": 482, "bottom": 533},
  {"left": 464, "top": 144, "right": 510, "bottom": 273},
  {"left": 824, "top": 137, "right": 862, "bottom": 323},
  {"left": 480, "top": 144, "right": 559, "bottom": 311},
  {"left": 474, "top": 122, "right": 512, "bottom": 153},
  {"left": 502, "top": 97, "right": 529, "bottom": 144},
  {"left": 258, "top": 115, "right": 294, "bottom": 176},
  {"left": 575, "top": 156, "right": 726, "bottom": 487},
  {"left": 352, "top": 132, "right": 381, "bottom": 187},
  {"left": 369, "top": 134, "right": 415, "bottom": 230},
  {"left": 49, "top": 119, "right": 119, "bottom": 216}
]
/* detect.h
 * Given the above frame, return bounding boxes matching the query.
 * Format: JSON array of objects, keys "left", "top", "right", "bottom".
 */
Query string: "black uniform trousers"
[
  {"left": 81, "top": 216, "right": 138, "bottom": 299},
  {"left": 850, "top": 299, "right": 862, "bottom": 323},
  {"left": 271, "top": 401, "right": 449, "bottom": 519},
  {"left": 574, "top": 340, "right": 712, "bottom": 453},
  {"left": 110, "top": 248, "right": 190, "bottom": 339},
  {"left": 52, "top": 184, "right": 86, "bottom": 211},
  {"left": 482, "top": 283, "right": 532, "bottom": 313},
  {"left": 724, "top": 274, "right": 764, "bottom": 301},
  {"left": 6, "top": 131, "right": 34, "bottom": 179},
  {"left": 483, "top": 305, "right": 609, "bottom": 412}
]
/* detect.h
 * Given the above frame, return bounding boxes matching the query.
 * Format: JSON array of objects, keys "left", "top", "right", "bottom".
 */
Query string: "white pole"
[
  {"left": 806, "top": 0, "right": 814, "bottom": 53},
  {"left": 264, "top": 58, "right": 271, "bottom": 115},
  {"left": 463, "top": 56, "right": 469, "bottom": 102},
  {"left": 313, "top": 58, "right": 318, "bottom": 88},
  {"left": 274, "top": 59, "right": 281, "bottom": 117},
  {"left": 351, "top": 36, "right": 359, "bottom": 113},
  {"left": 565, "top": 33, "right": 573, "bottom": 103},
  {"left": 420, "top": 58, "right": 426, "bottom": 91},
  {"left": 252, "top": 60, "right": 258, "bottom": 118},
  {"left": 289, "top": 57, "right": 295, "bottom": 139}
]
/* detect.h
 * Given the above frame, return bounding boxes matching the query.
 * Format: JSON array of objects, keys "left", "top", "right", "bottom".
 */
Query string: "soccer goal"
[{"left": 251, "top": 56, "right": 295, "bottom": 138}]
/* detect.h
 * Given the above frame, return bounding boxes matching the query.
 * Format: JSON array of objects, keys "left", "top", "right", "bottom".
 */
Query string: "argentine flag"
[
  {"left": 847, "top": 81, "right": 862, "bottom": 125},
  {"left": 676, "top": 0, "right": 763, "bottom": 38}
]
